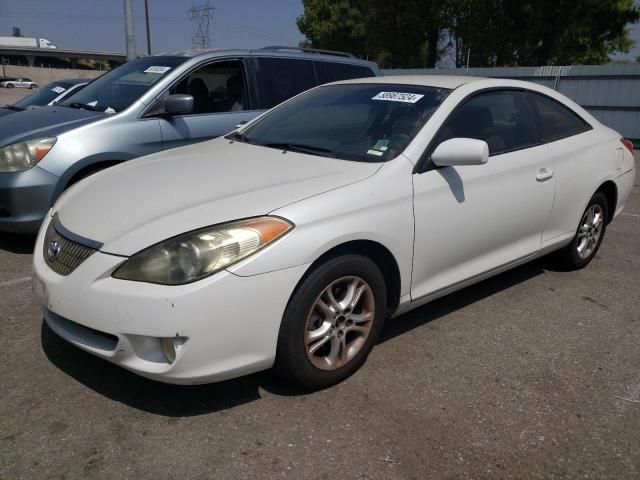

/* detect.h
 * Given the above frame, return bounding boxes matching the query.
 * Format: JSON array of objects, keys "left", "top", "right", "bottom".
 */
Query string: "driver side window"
[{"left": 170, "top": 60, "right": 247, "bottom": 114}]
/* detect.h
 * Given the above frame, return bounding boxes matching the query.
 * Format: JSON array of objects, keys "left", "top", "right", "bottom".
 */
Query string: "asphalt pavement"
[{"left": 0, "top": 116, "right": 639, "bottom": 478}]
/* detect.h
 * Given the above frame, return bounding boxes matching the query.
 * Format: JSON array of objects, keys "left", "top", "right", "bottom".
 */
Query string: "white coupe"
[{"left": 33, "top": 76, "right": 636, "bottom": 389}]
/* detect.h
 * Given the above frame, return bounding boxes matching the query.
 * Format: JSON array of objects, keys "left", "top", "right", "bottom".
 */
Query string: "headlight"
[
  {"left": 112, "top": 216, "right": 293, "bottom": 285},
  {"left": 0, "top": 137, "right": 57, "bottom": 172}
]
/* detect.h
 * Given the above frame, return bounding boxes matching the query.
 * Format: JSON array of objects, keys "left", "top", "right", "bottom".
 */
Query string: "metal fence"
[{"left": 384, "top": 64, "right": 640, "bottom": 145}]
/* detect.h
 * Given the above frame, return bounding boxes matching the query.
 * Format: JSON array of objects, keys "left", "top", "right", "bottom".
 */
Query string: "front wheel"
[
  {"left": 29, "top": 84, "right": 37, "bottom": 89},
  {"left": 275, "top": 255, "right": 387, "bottom": 390},
  {"left": 553, "top": 192, "right": 608, "bottom": 270},
  {"left": 6, "top": 83, "right": 14, "bottom": 89}
]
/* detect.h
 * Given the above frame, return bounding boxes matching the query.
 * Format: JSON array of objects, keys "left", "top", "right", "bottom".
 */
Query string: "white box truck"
[{"left": 0, "top": 36, "right": 57, "bottom": 49}]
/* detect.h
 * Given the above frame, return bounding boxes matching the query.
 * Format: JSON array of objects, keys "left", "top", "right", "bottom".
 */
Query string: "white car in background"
[
  {"left": 32, "top": 76, "right": 636, "bottom": 389},
  {"left": 0, "top": 77, "right": 37, "bottom": 89}
]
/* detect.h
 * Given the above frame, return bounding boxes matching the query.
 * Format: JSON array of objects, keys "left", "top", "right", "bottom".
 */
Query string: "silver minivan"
[{"left": 0, "top": 47, "right": 379, "bottom": 233}]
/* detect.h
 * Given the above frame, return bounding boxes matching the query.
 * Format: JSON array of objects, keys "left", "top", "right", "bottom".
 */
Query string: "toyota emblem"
[{"left": 47, "top": 240, "right": 61, "bottom": 262}]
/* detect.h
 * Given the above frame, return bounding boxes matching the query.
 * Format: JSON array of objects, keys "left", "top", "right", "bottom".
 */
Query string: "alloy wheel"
[
  {"left": 304, "top": 276, "right": 375, "bottom": 371},
  {"left": 576, "top": 204, "right": 604, "bottom": 260}
]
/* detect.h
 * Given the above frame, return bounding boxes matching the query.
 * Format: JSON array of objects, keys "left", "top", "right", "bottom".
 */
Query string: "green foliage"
[
  {"left": 297, "top": 0, "right": 640, "bottom": 67},
  {"left": 297, "top": 0, "right": 444, "bottom": 68}
]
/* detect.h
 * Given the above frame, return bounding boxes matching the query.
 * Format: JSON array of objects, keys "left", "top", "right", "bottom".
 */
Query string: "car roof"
[
  {"left": 52, "top": 79, "right": 89, "bottom": 85},
  {"left": 154, "top": 47, "right": 378, "bottom": 68},
  {"left": 334, "top": 75, "right": 485, "bottom": 89}
]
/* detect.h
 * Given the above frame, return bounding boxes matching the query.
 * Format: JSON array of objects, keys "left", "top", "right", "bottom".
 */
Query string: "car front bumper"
[
  {"left": 0, "top": 166, "right": 59, "bottom": 233},
  {"left": 33, "top": 216, "right": 309, "bottom": 385}
]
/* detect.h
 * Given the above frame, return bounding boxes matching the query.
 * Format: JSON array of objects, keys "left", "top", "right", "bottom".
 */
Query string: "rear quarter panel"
[{"left": 542, "top": 127, "right": 622, "bottom": 243}]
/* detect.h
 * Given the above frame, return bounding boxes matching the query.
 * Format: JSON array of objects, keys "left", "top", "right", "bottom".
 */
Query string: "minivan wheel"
[
  {"left": 275, "top": 255, "right": 387, "bottom": 390},
  {"left": 554, "top": 192, "right": 608, "bottom": 270}
]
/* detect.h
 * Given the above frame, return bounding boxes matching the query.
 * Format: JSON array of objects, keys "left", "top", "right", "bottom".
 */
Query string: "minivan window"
[
  {"left": 319, "top": 62, "right": 375, "bottom": 83},
  {"left": 61, "top": 56, "right": 186, "bottom": 113},
  {"left": 255, "top": 58, "right": 317, "bottom": 109},
  {"left": 434, "top": 90, "right": 538, "bottom": 156},
  {"left": 169, "top": 60, "right": 247, "bottom": 114},
  {"left": 235, "top": 83, "right": 449, "bottom": 163},
  {"left": 527, "top": 92, "right": 590, "bottom": 143}
]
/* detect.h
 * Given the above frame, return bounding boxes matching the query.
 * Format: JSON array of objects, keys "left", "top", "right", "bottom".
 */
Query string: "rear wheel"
[
  {"left": 553, "top": 192, "right": 608, "bottom": 270},
  {"left": 6, "top": 84, "right": 14, "bottom": 89},
  {"left": 275, "top": 255, "right": 387, "bottom": 390}
]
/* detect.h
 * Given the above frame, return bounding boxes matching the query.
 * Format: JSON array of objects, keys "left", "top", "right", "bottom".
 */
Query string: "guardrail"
[{"left": 384, "top": 64, "right": 640, "bottom": 147}]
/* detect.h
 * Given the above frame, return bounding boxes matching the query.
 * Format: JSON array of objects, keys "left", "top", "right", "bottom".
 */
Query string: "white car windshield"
[
  {"left": 60, "top": 56, "right": 186, "bottom": 113},
  {"left": 233, "top": 83, "right": 450, "bottom": 162}
]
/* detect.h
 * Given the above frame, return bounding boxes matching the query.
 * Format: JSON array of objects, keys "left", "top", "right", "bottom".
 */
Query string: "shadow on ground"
[
  {"left": 41, "top": 259, "right": 547, "bottom": 417},
  {"left": 0, "top": 232, "right": 36, "bottom": 254}
]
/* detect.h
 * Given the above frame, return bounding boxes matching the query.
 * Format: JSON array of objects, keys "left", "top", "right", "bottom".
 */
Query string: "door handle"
[{"left": 536, "top": 168, "right": 554, "bottom": 182}]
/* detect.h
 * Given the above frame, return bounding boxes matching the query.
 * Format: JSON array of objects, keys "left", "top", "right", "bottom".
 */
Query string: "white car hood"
[{"left": 54, "top": 137, "right": 381, "bottom": 256}]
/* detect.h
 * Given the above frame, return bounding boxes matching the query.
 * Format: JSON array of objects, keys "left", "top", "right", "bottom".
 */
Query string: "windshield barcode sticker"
[
  {"left": 367, "top": 149, "right": 384, "bottom": 156},
  {"left": 144, "top": 66, "right": 172, "bottom": 74},
  {"left": 372, "top": 92, "right": 424, "bottom": 103},
  {"left": 51, "top": 86, "right": 66, "bottom": 94}
]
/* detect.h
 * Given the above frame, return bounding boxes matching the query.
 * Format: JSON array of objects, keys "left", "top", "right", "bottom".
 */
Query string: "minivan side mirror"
[
  {"left": 431, "top": 138, "right": 489, "bottom": 167},
  {"left": 164, "top": 94, "right": 194, "bottom": 116}
]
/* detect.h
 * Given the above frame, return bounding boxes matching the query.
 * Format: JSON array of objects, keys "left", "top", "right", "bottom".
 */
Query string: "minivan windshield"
[
  {"left": 60, "top": 56, "right": 186, "bottom": 113},
  {"left": 232, "top": 83, "right": 450, "bottom": 162}
]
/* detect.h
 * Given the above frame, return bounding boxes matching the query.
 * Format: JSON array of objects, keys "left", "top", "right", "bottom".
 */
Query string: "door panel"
[
  {"left": 159, "top": 110, "right": 260, "bottom": 151},
  {"left": 411, "top": 144, "right": 555, "bottom": 299}
]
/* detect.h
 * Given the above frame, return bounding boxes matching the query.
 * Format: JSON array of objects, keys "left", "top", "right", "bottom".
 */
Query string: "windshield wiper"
[
  {"left": 5, "top": 105, "right": 25, "bottom": 111},
  {"left": 68, "top": 102, "right": 100, "bottom": 111},
  {"left": 227, "top": 131, "right": 251, "bottom": 143},
  {"left": 261, "top": 142, "right": 337, "bottom": 157}
]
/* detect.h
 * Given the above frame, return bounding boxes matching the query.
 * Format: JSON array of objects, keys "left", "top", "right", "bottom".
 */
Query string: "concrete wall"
[{"left": 1, "top": 65, "right": 103, "bottom": 86}]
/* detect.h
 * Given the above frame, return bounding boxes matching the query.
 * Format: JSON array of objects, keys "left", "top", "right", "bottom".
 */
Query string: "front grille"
[{"left": 43, "top": 220, "right": 96, "bottom": 276}]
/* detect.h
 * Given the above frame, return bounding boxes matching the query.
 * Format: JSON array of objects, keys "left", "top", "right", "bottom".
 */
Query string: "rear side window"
[
  {"left": 527, "top": 93, "right": 590, "bottom": 143},
  {"left": 433, "top": 90, "right": 539, "bottom": 156},
  {"left": 318, "top": 62, "right": 375, "bottom": 83},
  {"left": 255, "top": 58, "right": 318, "bottom": 109}
]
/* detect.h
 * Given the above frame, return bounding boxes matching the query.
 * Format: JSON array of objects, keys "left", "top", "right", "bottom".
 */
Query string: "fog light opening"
[{"left": 161, "top": 336, "right": 187, "bottom": 364}]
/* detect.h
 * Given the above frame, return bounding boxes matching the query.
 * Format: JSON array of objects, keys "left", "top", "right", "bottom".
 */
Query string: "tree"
[
  {"left": 297, "top": 0, "right": 446, "bottom": 68},
  {"left": 448, "top": 0, "right": 640, "bottom": 66},
  {"left": 297, "top": 0, "right": 640, "bottom": 68}
]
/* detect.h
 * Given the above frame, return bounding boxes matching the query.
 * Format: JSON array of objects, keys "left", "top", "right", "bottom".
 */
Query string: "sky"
[
  {"left": 0, "top": 0, "right": 638, "bottom": 61},
  {"left": 0, "top": 0, "right": 306, "bottom": 54}
]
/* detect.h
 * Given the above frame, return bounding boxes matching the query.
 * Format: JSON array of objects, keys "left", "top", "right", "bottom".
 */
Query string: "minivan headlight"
[
  {"left": 112, "top": 217, "right": 293, "bottom": 285},
  {"left": 0, "top": 137, "right": 57, "bottom": 172}
]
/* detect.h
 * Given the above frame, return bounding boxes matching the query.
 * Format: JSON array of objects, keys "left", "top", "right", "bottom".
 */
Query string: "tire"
[
  {"left": 553, "top": 192, "right": 608, "bottom": 270},
  {"left": 30, "top": 84, "right": 37, "bottom": 89},
  {"left": 6, "top": 84, "right": 14, "bottom": 89},
  {"left": 275, "top": 255, "right": 387, "bottom": 390}
]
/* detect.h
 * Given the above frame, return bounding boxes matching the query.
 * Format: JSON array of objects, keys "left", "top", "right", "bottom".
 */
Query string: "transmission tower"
[{"left": 187, "top": 1, "right": 215, "bottom": 49}]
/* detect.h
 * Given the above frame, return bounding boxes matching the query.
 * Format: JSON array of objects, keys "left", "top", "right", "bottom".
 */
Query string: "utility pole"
[
  {"left": 144, "top": 0, "right": 152, "bottom": 55},
  {"left": 123, "top": 0, "right": 136, "bottom": 60}
]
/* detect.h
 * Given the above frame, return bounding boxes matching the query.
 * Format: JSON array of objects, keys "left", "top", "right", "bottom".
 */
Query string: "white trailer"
[{"left": 0, "top": 36, "right": 57, "bottom": 49}]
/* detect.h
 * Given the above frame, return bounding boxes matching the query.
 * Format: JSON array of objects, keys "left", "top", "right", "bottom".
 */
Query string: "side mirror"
[
  {"left": 164, "top": 94, "right": 193, "bottom": 116},
  {"left": 431, "top": 138, "right": 489, "bottom": 167}
]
